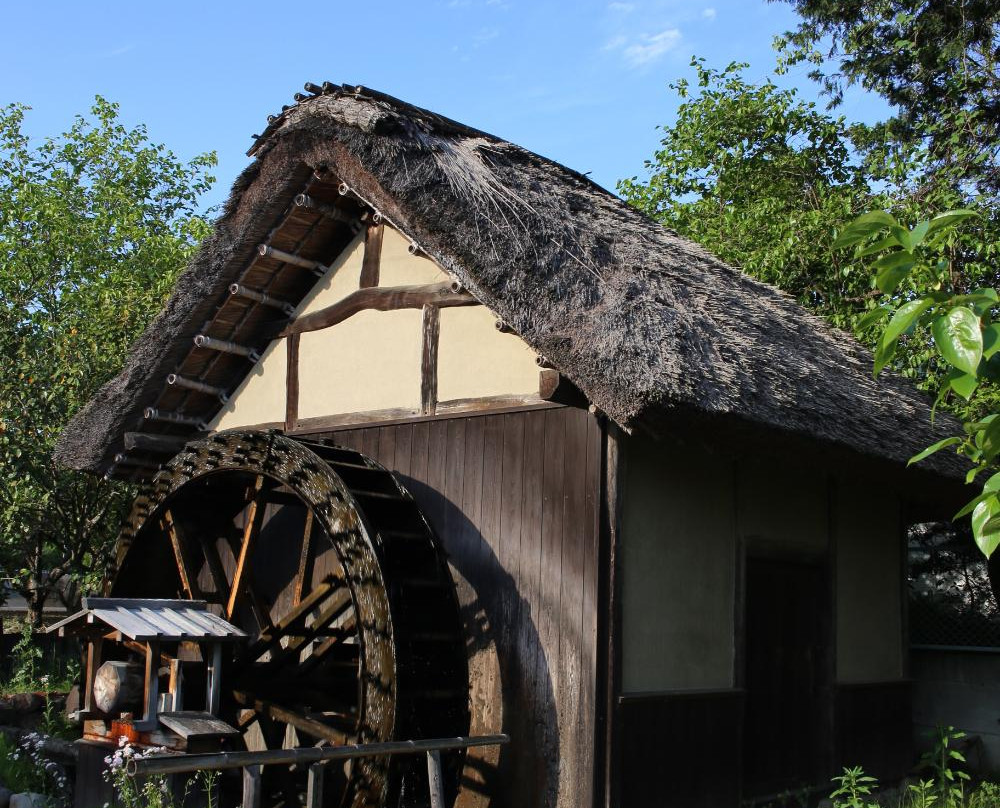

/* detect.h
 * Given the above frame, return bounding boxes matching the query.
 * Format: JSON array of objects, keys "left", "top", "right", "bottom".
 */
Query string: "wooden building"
[{"left": 55, "top": 84, "right": 968, "bottom": 807}]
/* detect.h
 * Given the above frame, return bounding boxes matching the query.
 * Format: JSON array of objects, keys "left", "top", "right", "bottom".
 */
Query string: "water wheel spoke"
[
  {"left": 292, "top": 509, "right": 315, "bottom": 608},
  {"left": 226, "top": 475, "right": 269, "bottom": 620},
  {"left": 233, "top": 690, "right": 349, "bottom": 746},
  {"left": 237, "top": 574, "right": 341, "bottom": 666},
  {"left": 264, "top": 590, "right": 354, "bottom": 670},
  {"left": 161, "top": 509, "right": 203, "bottom": 600}
]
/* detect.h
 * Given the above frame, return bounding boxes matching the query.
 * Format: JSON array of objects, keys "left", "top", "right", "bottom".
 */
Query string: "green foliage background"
[{"left": 0, "top": 97, "right": 215, "bottom": 622}]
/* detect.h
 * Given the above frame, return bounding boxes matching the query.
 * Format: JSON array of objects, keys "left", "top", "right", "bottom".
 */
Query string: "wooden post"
[
  {"left": 242, "top": 765, "right": 262, "bottom": 808},
  {"left": 83, "top": 639, "right": 101, "bottom": 715},
  {"left": 167, "top": 659, "right": 183, "bottom": 712},
  {"left": 306, "top": 763, "right": 325, "bottom": 808},
  {"left": 285, "top": 333, "right": 300, "bottom": 433},
  {"left": 420, "top": 304, "right": 440, "bottom": 415},
  {"left": 142, "top": 641, "right": 160, "bottom": 728},
  {"left": 426, "top": 749, "right": 445, "bottom": 808},
  {"left": 207, "top": 643, "right": 223, "bottom": 715},
  {"left": 360, "top": 223, "right": 383, "bottom": 288}
]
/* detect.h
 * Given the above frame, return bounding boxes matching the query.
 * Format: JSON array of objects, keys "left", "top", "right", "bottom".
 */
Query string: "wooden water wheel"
[{"left": 110, "top": 429, "right": 470, "bottom": 808}]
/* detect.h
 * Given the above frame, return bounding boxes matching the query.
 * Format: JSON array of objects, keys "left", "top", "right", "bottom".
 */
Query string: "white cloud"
[
  {"left": 607, "top": 2, "right": 635, "bottom": 11},
  {"left": 702, "top": 7, "right": 716, "bottom": 19},
  {"left": 602, "top": 34, "right": 628, "bottom": 51},
  {"left": 622, "top": 28, "right": 681, "bottom": 67}
]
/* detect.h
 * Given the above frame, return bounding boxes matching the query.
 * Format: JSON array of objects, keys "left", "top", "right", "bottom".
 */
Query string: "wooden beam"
[
  {"left": 227, "top": 476, "right": 268, "bottom": 620},
  {"left": 360, "top": 223, "right": 383, "bottom": 288},
  {"left": 162, "top": 509, "right": 202, "bottom": 600},
  {"left": 421, "top": 304, "right": 440, "bottom": 416},
  {"left": 281, "top": 283, "right": 477, "bottom": 337},
  {"left": 285, "top": 334, "right": 300, "bottom": 434}
]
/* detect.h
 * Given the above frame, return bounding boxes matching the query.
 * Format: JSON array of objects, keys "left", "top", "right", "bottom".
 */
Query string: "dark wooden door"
[{"left": 743, "top": 557, "right": 829, "bottom": 798}]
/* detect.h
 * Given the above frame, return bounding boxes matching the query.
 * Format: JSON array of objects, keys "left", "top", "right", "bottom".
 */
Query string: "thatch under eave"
[{"left": 55, "top": 84, "right": 965, "bottom": 480}]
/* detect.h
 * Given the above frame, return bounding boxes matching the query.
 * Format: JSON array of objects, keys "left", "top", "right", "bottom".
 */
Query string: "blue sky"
[{"left": 0, "top": 0, "right": 886, "bottom": 212}]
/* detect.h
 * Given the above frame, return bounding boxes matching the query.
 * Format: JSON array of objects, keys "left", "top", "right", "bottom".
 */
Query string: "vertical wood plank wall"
[{"left": 315, "top": 405, "right": 602, "bottom": 808}]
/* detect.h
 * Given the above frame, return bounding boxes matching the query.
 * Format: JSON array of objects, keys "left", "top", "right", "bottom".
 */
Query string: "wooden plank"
[
  {"left": 282, "top": 283, "right": 477, "bottom": 336},
  {"left": 600, "top": 419, "right": 624, "bottom": 808},
  {"left": 425, "top": 420, "right": 449, "bottom": 535},
  {"left": 377, "top": 425, "right": 396, "bottom": 470},
  {"left": 538, "top": 407, "right": 566, "bottom": 804},
  {"left": 227, "top": 477, "right": 268, "bottom": 620},
  {"left": 285, "top": 333, "right": 300, "bottom": 433},
  {"left": 518, "top": 409, "right": 546, "bottom": 793},
  {"left": 421, "top": 304, "right": 441, "bottom": 415},
  {"left": 442, "top": 418, "right": 467, "bottom": 558},
  {"left": 619, "top": 690, "right": 744, "bottom": 808},
  {"left": 361, "top": 427, "right": 380, "bottom": 463},
  {"left": 162, "top": 510, "right": 202, "bottom": 601},
  {"left": 496, "top": 412, "right": 525, "bottom": 695},
  {"left": 360, "top": 223, "right": 383, "bottom": 288}
]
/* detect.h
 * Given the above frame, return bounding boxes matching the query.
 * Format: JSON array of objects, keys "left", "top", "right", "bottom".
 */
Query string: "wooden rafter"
[{"left": 281, "top": 282, "right": 477, "bottom": 337}]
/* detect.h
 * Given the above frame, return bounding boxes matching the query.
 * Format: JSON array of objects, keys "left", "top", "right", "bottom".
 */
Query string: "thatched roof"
[{"left": 55, "top": 83, "right": 964, "bottom": 480}]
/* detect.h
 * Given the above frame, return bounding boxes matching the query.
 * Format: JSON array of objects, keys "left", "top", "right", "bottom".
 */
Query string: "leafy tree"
[
  {"left": 619, "top": 59, "right": 876, "bottom": 332},
  {"left": 0, "top": 98, "right": 215, "bottom": 625},
  {"left": 774, "top": 0, "right": 1000, "bottom": 199}
]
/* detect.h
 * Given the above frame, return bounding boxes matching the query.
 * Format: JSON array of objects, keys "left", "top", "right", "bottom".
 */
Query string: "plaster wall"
[
  {"left": 835, "top": 481, "right": 904, "bottom": 682},
  {"left": 620, "top": 437, "right": 906, "bottom": 694},
  {"left": 211, "top": 226, "right": 539, "bottom": 430},
  {"left": 620, "top": 437, "right": 737, "bottom": 692}
]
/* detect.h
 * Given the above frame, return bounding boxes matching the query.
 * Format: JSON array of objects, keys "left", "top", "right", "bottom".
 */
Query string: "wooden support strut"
[{"left": 281, "top": 283, "right": 478, "bottom": 337}]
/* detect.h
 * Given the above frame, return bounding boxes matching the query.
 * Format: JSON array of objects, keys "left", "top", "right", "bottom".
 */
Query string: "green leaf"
[
  {"left": 875, "top": 251, "right": 916, "bottom": 293},
  {"left": 908, "top": 436, "right": 961, "bottom": 466},
  {"left": 984, "top": 324, "right": 1000, "bottom": 360},
  {"left": 932, "top": 307, "right": 983, "bottom": 375},
  {"left": 925, "top": 209, "right": 978, "bottom": 236},
  {"left": 972, "top": 496, "right": 1000, "bottom": 558},
  {"left": 884, "top": 297, "right": 934, "bottom": 345},
  {"left": 873, "top": 332, "right": 898, "bottom": 376},
  {"left": 855, "top": 306, "right": 891, "bottom": 334},
  {"left": 855, "top": 234, "right": 901, "bottom": 258},
  {"left": 907, "top": 219, "right": 930, "bottom": 249},
  {"left": 833, "top": 211, "right": 899, "bottom": 249},
  {"left": 948, "top": 370, "right": 978, "bottom": 400}
]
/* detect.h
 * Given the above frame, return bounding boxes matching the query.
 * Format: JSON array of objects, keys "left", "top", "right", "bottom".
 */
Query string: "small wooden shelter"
[{"left": 55, "top": 84, "right": 968, "bottom": 808}]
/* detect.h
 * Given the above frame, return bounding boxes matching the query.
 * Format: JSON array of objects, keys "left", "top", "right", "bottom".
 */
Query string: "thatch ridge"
[{"left": 55, "top": 84, "right": 965, "bottom": 479}]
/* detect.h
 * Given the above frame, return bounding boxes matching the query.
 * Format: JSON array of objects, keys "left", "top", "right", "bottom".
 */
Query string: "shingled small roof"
[{"left": 54, "top": 83, "right": 963, "bottom": 480}]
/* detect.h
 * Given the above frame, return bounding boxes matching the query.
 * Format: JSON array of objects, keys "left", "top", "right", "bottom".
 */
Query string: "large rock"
[{"left": 9, "top": 793, "right": 48, "bottom": 808}]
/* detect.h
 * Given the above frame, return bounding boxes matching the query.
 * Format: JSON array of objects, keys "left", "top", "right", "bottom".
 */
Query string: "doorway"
[{"left": 742, "top": 556, "right": 831, "bottom": 798}]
